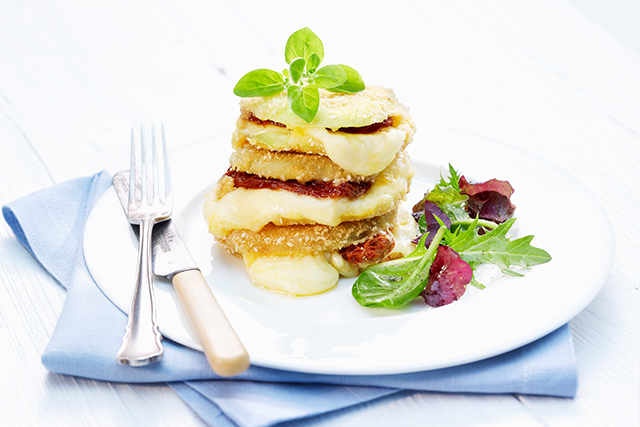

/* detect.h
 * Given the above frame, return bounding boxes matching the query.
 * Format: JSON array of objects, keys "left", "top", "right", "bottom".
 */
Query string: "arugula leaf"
[
  {"left": 449, "top": 216, "right": 498, "bottom": 232},
  {"left": 233, "top": 69, "right": 285, "bottom": 98},
  {"left": 234, "top": 28, "right": 365, "bottom": 122},
  {"left": 447, "top": 217, "right": 552, "bottom": 276},
  {"left": 469, "top": 278, "right": 486, "bottom": 290},
  {"left": 285, "top": 27, "right": 324, "bottom": 64},
  {"left": 352, "top": 227, "right": 446, "bottom": 308}
]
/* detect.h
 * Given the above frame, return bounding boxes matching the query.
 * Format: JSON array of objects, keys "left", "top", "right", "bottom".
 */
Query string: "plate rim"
[{"left": 84, "top": 127, "right": 615, "bottom": 375}]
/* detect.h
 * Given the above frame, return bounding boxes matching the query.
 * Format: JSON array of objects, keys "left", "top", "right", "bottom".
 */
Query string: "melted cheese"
[
  {"left": 238, "top": 123, "right": 292, "bottom": 151},
  {"left": 306, "top": 128, "right": 405, "bottom": 176},
  {"left": 242, "top": 253, "right": 339, "bottom": 296},
  {"left": 204, "top": 151, "right": 413, "bottom": 236},
  {"left": 236, "top": 123, "right": 407, "bottom": 176},
  {"left": 328, "top": 251, "right": 360, "bottom": 278},
  {"left": 390, "top": 208, "right": 418, "bottom": 257}
]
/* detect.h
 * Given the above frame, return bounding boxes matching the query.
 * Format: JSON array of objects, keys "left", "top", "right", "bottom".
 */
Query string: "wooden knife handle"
[{"left": 172, "top": 269, "right": 250, "bottom": 377}]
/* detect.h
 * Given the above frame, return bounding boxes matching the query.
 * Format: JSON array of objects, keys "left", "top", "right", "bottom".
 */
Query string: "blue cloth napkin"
[{"left": 3, "top": 171, "right": 578, "bottom": 427}]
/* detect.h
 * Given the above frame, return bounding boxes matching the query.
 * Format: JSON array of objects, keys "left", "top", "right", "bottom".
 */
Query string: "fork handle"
[
  {"left": 117, "top": 218, "right": 164, "bottom": 366},
  {"left": 172, "top": 269, "right": 250, "bottom": 377}
]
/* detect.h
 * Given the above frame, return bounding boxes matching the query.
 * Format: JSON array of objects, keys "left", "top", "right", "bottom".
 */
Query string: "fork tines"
[{"left": 128, "top": 124, "right": 172, "bottom": 214}]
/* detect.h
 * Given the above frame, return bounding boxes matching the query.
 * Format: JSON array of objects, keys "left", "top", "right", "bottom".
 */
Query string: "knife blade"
[{"left": 113, "top": 171, "right": 250, "bottom": 377}]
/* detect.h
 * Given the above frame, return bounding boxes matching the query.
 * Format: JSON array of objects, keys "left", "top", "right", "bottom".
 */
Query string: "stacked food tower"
[{"left": 204, "top": 86, "right": 416, "bottom": 296}]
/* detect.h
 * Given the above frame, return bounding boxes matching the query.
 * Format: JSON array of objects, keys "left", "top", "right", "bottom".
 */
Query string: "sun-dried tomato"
[
  {"left": 337, "top": 117, "right": 394, "bottom": 134},
  {"left": 244, "top": 112, "right": 286, "bottom": 128},
  {"left": 226, "top": 170, "right": 371, "bottom": 199},
  {"left": 244, "top": 112, "right": 393, "bottom": 134},
  {"left": 340, "top": 233, "right": 395, "bottom": 266}
]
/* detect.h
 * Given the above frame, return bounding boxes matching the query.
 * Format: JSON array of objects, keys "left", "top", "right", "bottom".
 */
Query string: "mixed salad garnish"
[{"left": 352, "top": 164, "right": 552, "bottom": 308}]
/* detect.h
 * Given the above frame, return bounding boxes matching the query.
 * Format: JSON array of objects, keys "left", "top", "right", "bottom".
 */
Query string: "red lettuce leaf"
[
  {"left": 421, "top": 246, "right": 473, "bottom": 307},
  {"left": 459, "top": 176, "right": 516, "bottom": 223},
  {"left": 411, "top": 200, "right": 452, "bottom": 246}
]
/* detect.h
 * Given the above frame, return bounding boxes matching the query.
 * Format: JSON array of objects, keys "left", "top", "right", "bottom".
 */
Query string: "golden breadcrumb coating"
[
  {"left": 216, "top": 209, "right": 398, "bottom": 257},
  {"left": 239, "top": 85, "right": 412, "bottom": 130},
  {"left": 228, "top": 145, "right": 374, "bottom": 183}
]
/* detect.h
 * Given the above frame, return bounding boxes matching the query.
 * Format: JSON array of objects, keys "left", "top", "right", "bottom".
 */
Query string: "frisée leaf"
[
  {"left": 446, "top": 217, "right": 552, "bottom": 277},
  {"left": 423, "top": 164, "right": 469, "bottom": 223}
]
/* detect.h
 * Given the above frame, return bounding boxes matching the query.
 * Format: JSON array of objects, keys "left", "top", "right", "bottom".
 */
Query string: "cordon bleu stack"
[{"left": 203, "top": 85, "right": 417, "bottom": 296}]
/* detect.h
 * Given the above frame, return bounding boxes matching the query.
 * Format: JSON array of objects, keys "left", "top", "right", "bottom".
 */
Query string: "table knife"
[{"left": 113, "top": 171, "right": 250, "bottom": 377}]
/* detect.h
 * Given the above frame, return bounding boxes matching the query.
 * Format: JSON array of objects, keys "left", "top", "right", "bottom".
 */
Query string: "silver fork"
[{"left": 116, "top": 125, "right": 172, "bottom": 366}]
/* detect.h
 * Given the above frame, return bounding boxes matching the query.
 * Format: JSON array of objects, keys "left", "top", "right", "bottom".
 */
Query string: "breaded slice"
[
  {"left": 217, "top": 209, "right": 398, "bottom": 257},
  {"left": 204, "top": 150, "right": 414, "bottom": 236},
  {"left": 229, "top": 145, "right": 373, "bottom": 183},
  {"left": 239, "top": 85, "right": 412, "bottom": 130}
]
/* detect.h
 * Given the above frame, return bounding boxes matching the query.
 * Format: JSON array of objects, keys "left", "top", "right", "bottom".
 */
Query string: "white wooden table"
[{"left": 1, "top": 1, "right": 638, "bottom": 425}]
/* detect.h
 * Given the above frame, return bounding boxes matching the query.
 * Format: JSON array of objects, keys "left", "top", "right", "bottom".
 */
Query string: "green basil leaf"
[
  {"left": 289, "top": 57, "right": 306, "bottom": 84},
  {"left": 233, "top": 69, "right": 285, "bottom": 97},
  {"left": 287, "top": 83, "right": 319, "bottom": 123},
  {"left": 285, "top": 27, "right": 324, "bottom": 64},
  {"left": 313, "top": 64, "right": 347, "bottom": 89},
  {"left": 326, "top": 65, "right": 365, "bottom": 93},
  {"left": 307, "top": 53, "right": 321, "bottom": 74}
]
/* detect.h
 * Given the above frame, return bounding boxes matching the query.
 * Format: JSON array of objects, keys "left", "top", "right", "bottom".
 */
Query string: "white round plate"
[{"left": 84, "top": 127, "right": 614, "bottom": 375}]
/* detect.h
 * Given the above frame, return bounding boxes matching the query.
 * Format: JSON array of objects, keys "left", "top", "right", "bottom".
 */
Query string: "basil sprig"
[{"left": 233, "top": 28, "right": 365, "bottom": 123}]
